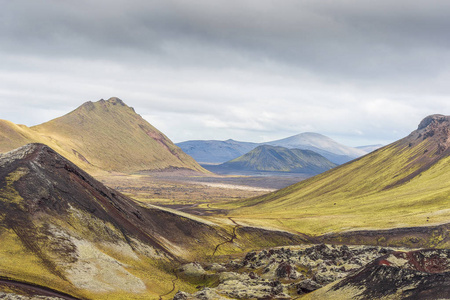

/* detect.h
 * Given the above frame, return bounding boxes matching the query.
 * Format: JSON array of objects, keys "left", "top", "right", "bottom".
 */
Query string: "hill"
[
  {"left": 219, "top": 145, "right": 337, "bottom": 174},
  {"left": 176, "top": 139, "right": 259, "bottom": 163},
  {"left": 0, "top": 97, "right": 205, "bottom": 174},
  {"left": 266, "top": 132, "right": 367, "bottom": 164},
  {"left": 222, "top": 114, "right": 450, "bottom": 237}
]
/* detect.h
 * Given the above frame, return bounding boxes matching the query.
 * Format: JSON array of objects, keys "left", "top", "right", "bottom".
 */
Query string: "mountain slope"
[
  {"left": 224, "top": 115, "right": 450, "bottom": 236},
  {"left": 266, "top": 132, "right": 367, "bottom": 164},
  {"left": 220, "top": 145, "right": 337, "bottom": 174},
  {"left": 176, "top": 139, "right": 259, "bottom": 163},
  {"left": 0, "top": 143, "right": 225, "bottom": 299},
  {"left": 10, "top": 97, "right": 205, "bottom": 173}
]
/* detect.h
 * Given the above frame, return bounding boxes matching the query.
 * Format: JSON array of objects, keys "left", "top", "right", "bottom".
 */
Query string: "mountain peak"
[
  {"left": 411, "top": 114, "right": 450, "bottom": 150},
  {"left": 417, "top": 114, "right": 450, "bottom": 130},
  {"left": 80, "top": 97, "right": 134, "bottom": 112},
  {"left": 0, "top": 143, "right": 47, "bottom": 166},
  {"left": 106, "top": 97, "right": 125, "bottom": 105}
]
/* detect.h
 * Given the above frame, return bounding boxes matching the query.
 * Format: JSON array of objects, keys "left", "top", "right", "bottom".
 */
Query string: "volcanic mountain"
[
  {"left": 0, "top": 97, "right": 205, "bottom": 174},
  {"left": 218, "top": 145, "right": 337, "bottom": 174},
  {"left": 224, "top": 114, "right": 450, "bottom": 237},
  {"left": 0, "top": 143, "right": 309, "bottom": 299}
]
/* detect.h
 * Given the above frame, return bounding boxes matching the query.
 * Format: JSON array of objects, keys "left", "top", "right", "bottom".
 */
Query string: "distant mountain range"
[
  {"left": 0, "top": 97, "right": 205, "bottom": 174},
  {"left": 176, "top": 139, "right": 259, "bottom": 164},
  {"left": 211, "top": 145, "right": 337, "bottom": 174},
  {"left": 177, "top": 132, "right": 368, "bottom": 165}
]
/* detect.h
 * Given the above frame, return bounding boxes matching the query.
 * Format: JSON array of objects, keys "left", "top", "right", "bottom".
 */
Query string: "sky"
[{"left": 1, "top": 0, "right": 450, "bottom": 147}]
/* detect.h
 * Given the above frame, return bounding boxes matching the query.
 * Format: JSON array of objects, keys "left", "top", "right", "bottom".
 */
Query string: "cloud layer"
[{"left": 2, "top": 0, "right": 450, "bottom": 146}]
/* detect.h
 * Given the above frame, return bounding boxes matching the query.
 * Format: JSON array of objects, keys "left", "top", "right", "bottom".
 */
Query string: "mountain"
[
  {"left": 356, "top": 144, "right": 384, "bottom": 153},
  {"left": 266, "top": 132, "right": 367, "bottom": 164},
  {"left": 178, "top": 133, "right": 367, "bottom": 166},
  {"left": 176, "top": 139, "right": 259, "bottom": 163},
  {"left": 219, "top": 145, "right": 337, "bottom": 174},
  {"left": 224, "top": 114, "right": 450, "bottom": 239},
  {"left": 0, "top": 97, "right": 205, "bottom": 173},
  {"left": 0, "top": 143, "right": 310, "bottom": 299},
  {"left": 0, "top": 143, "right": 221, "bottom": 299}
]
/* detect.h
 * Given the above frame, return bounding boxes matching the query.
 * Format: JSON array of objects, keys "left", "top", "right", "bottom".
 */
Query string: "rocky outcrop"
[
  {"left": 0, "top": 293, "right": 63, "bottom": 300},
  {"left": 329, "top": 249, "right": 450, "bottom": 299},
  {"left": 175, "top": 244, "right": 394, "bottom": 299},
  {"left": 176, "top": 246, "right": 450, "bottom": 299}
]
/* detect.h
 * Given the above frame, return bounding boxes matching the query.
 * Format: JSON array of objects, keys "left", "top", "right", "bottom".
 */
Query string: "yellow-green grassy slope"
[
  {"left": 223, "top": 115, "right": 450, "bottom": 235},
  {"left": 31, "top": 97, "right": 205, "bottom": 173},
  {"left": 0, "top": 119, "right": 94, "bottom": 172},
  {"left": 221, "top": 145, "right": 337, "bottom": 173}
]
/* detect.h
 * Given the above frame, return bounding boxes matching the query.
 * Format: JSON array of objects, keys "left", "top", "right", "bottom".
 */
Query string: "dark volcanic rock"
[
  {"left": 176, "top": 244, "right": 395, "bottom": 299},
  {"left": 332, "top": 249, "right": 450, "bottom": 299},
  {"left": 275, "top": 261, "right": 293, "bottom": 278},
  {"left": 296, "top": 279, "right": 322, "bottom": 294}
]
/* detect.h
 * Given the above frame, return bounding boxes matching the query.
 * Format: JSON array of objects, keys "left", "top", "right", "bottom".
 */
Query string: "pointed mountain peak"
[
  {"left": 106, "top": 97, "right": 126, "bottom": 106},
  {"left": 79, "top": 97, "right": 135, "bottom": 113},
  {"left": 31, "top": 98, "right": 205, "bottom": 173}
]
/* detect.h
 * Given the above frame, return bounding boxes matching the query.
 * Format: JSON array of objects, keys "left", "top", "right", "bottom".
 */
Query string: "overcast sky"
[{"left": 2, "top": 0, "right": 450, "bottom": 146}]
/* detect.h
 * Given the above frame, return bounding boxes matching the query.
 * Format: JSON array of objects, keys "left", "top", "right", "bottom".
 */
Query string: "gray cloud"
[{"left": 1, "top": 0, "right": 450, "bottom": 146}]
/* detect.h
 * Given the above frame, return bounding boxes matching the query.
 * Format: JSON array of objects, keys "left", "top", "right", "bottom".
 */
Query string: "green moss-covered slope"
[{"left": 220, "top": 145, "right": 337, "bottom": 173}]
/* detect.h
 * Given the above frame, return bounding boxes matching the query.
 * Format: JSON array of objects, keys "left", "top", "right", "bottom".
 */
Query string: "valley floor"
[{"left": 97, "top": 169, "right": 309, "bottom": 208}]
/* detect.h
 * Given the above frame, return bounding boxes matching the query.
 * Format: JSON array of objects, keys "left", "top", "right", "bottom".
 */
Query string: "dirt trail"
[
  {"left": 158, "top": 267, "right": 179, "bottom": 300},
  {"left": 159, "top": 217, "right": 241, "bottom": 298},
  {"left": 212, "top": 217, "right": 241, "bottom": 256}
]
